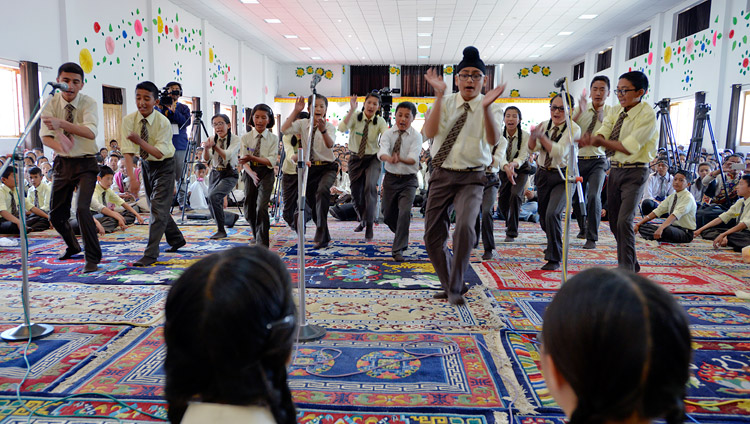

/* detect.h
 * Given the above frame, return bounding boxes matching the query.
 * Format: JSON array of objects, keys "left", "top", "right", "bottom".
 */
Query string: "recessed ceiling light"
[
  {"left": 490, "top": 45, "right": 495, "bottom": 48},
  {"left": 311, "top": 56, "right": 321, "bottom": 60},
  {"left": 361, "top": 56, "right": 366, "bottom": 59},
  {"left": 299, "top": 47, "right": 311, "bottom": 50},
  {"left": 419, "top": 45, "right": 430, "bottom": 49},
  {"left": 418, "top": 55, "right": 429, "bottom": 58},
  {"left": 558, "top": 31, "right": 573, "bottom": 36},
  {"left": 499, "top": 33, "right": 504, "bottom": 36},
  {"left": 264, "top": 18, "right": 281, "bottom": 24},
  {"left": 284, "top": 35, "right": 298, "bottom": 39},
  {"left": 529, "top": 54, "right": 541, "bottom": 58},
  {"left": 578, "top": 14, "right": 598, "bottom": 19},
  {"left": 337, "top": 19, "right": 342, "bottom": 22},
  {"left": 239, "top": 0, "right": 258, "bottom": 3},
  {"left": 355, "top": 47, "right": 359, "bottom": 49},
  {"left": 417, "top": 17, "right": 433, "bottom": 21},
  {"left": 348, "top": 34, "right": 352, "bottom": 38},
  {"left": 418, "top": 33, "right": 431, "bottom": 37},
  {"left": 543, "top": 44, "right": 555, "bottom": 48}
]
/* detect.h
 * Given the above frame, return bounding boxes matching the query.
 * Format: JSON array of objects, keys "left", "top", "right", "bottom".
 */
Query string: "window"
[
  {"left": 669, "top": 98, "right": 696, "bottom": 148},
  {"left": 674, "top": 0, "right": 711, "bottom": 40},
  {"left": 739, "top": 91, "right": 750, "bottom": 145},
  {"left": 628, "top": 29, "right": 651, "bottom": 59},
  {"left": 350, "top": 66, "right": 389, "bottom": 95},
  {"left": 572, "top": 61, "right": 585, "bottom": 81},
  {"left": 596, "top": 48, "right": 612, "bottom": 72},
  {"left": 0, "top": 65, "right": 24, "bottom": 138}
]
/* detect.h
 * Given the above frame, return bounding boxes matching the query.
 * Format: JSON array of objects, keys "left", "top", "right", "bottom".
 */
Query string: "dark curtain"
[
  {"left": 349, "top": 65, "right": 389, "bottom": 95},
  {"left": 452, "top": 65, "right": 495, "bottom": 94},
  {"left": 102, "top": 86, "right": 123, "bottom": 104},
  {"left": 628, "top": 30, "right": 651, "bottom": 59},
  {"left": 676, "top": 0, "right": 711, "bottom": 40},
  {"left": 596, "top": 49, "right": 612, "bottom": 72},
  {"left": 19, "top": 61, "right": 41, "bottom": 149},
  {"left": 573, "top": 62, "right": 585, "bottom": 81},
  {"left": 726, "top": 84, "right": 741, "bottom": 152},
  {"left": 401, "top": 65, "right": 443, "bottom": 97}
]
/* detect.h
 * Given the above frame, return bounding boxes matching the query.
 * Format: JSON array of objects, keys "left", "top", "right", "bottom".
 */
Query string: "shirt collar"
[
  {"left": 60, "top": 92, "right": 81, "bottom": 109},
  {"left": 137, "top": 110, "right": 157, "bottom": 125},
  {"left": 252, "top": 128, "right": 269, "bottom": 138},
  {"left": 455, "top": 93, "right": 482, "bottom": 111}
]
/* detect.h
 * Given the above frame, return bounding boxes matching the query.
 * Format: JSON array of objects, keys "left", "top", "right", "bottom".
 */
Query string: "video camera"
[
  {"left": 159, "top": 86, "right": 181, "bottom": 108},
  {"left": 376, "top": 87, "right": 400, "bottom": 125}
]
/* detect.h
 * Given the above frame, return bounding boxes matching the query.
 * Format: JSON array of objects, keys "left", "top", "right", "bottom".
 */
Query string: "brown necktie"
[
  {"left": 253, "top": 134, "right": 263, "bottom": 157},
  {"left": 433, "top": 103, "right": 471, "bottom": 168},
  {"left": 506, "top": 133, "right": 515, "bottom": 162},
  {"left": 358, "top": 119, "right": 371, "bottom": 157},
  {"left": 669, "top": 195, "right": 677, "bottom": 215},
  {"left": 586, "top": 110, "right": 598, "bottom": 134},
  {"left": 392, "top": 130, "right": 405, "bottom": 156},
  {"left": 63, "top": 104, "right": 75, "bottom": 139},
  {"left": 102, "top": 191, "right": 108, "bottom": 210},
  {"left": 217, "top": 137, "right": 227, "bottom": 166},
  {"left": 34, "top": 190, "right": 39, "bottom": 208},
  {"left": 544, "top": 126, "right": 560, "bottom": 168},
  {"left": 10, "top": 192, "right": 18, "bottom": 217},
  {"left": 309, "top": 126, "right": 317, "bottom": 162},
  {"left": 606, "top": 111, "right": 628, "bottom": 157},
  {"left": 139, "top": 118, "right": 150, "bottom": 160}
]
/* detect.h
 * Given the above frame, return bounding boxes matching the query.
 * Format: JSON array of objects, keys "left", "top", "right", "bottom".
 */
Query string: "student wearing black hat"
[
  {"left": 634, "top": 169, "right": 696, "bottom": 243},
  {"left": 422, "top": 46, "right": 506, "bottom": 305}
]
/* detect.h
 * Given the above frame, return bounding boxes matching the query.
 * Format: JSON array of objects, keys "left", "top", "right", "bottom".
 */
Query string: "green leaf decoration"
[
  {"left": 136, "top": 8, "right": 139, "bottom": 14},
  {"left": 158, "top": 7, "right": 161, "bottom": 13},
  {"left": 153, "top": 18, "right": 157, "bottom": 25},
  {"left": 109, "top": 24, "right": 113, "bottom": 32},
  {"left": 744, "top": 35, "right": 748, "bottom": 43},
  {"left": 733, "top": 40, "right": 737, "bottom": 50},
  {"left": 176, "top": 13, "right": 179, "bottom": 22},
  {"left": 734, "top": 17, "right": 738, "bottom": 25}
]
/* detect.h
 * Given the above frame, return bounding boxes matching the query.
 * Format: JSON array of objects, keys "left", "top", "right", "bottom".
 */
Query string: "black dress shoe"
[
  {"left": 365, "top": 224, "right": 373, "bottom": 240},
  {"left": 209, "top": 231, "right": 227, "bottom": 240},
  {"left": 83, "top": 262, "right": 98, "bottom": 273},
  {"left": 541, "top": 261, "right": 560, "bottom": 271},
  {"left": 433, "top": 291, "right": 448, "bottom": 299},
  {"left": 582, "top": 240, "right": 596, "bottom": 249},
  {"left": 133, "top": 256, "right": 158, "bottom": 267},
  {"left": 482, "top": 251, "right": 494, "bottom": 260},
  {"left": 58, "top": 247, "right": 82, "bottom": 260},
  {"left": 392, "top": 252, "right": 405, "bottom": 262},
  {"left": 448, "top": 294, "right": 466, "bottom": 305},
  {"left": 354, "top": 223, "right": 364, "bottom": 232},
  {"left": 166, "top": 239, "right": 187, "bottom": 252},
  {"left": 313, "top": 241, "right": 329, "bottom": 249},
  {"left": 576, "top": 231, "right": 586, "bottom": 239}
]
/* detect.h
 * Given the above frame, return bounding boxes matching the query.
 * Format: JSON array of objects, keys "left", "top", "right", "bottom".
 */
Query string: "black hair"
[
  {"left": 211, "top": 114, "right": 233, "bottom": 145},
  {"left": 99, "top": 147, "right": 108, "bottom": 154},
  {"left": 251, "top": 103, "right": 276, "bottom": 130},
  {"left": 542, "top": 268, "right": 691, "bottom": 424},
  {"left": 395, "top": 101, "right": 417, "bottom": 117},
  {"left": 307, "top": 94, "right": 328, "bottom": 109},
  {"left": 2, "top": 166, "right": 16, "bottom": 179},
  {"left": 109, "top": 139, "right": 119, "bottom": 146},
  {"left": 357, "top": 93, "right": 382, "bottom": 124},
  {"left": 590, "top": 75, "right": 610, "bottom": 90},
  {"left": 741, "top": 174, "right": 750, "bottom": 186},
  {"left": 166, "top": 81, "right": 183, "bottom": 92},
  {"left": 28, "top": 166, "right": 42, "bottom": 176},
  {"left": 94, "top": 153, "right": 104, "bottom": 164},
  {"left": 729, "top": 152, "right": 744, "bottom": 160},
  {"left": 25, "top": 151, "right": 37, "bottom": 161},
  {"left": 135, "top": 81, "right": 160, "bottom": 98},
  {"left": 297, "top": 111, "right": 310, "bottom": 120},
  {"left": 57, "top": 62, "right": 85, "bottom": 79},
  {"left": 503, "top": 106, "right": 524, "bottom": 152},
  {"left": 504, "top": 106, "right": 523, "bottom": 122},
  {"left": 36, "top": 156, "right": 48, "bottom": 163},
  {"left": 619, "top": 71, "right": 649, "bottom": 93},
  {"left": 108, "top": 152, "right": 122, "bottom": 159},
  {"left": 550, "top": 93, "right": 575, "bottom": 110},
  {"left": 697, "top": 162, "right": 711, "bottom": 170},
  {"left": 674, "top": 169, "right": 693, "bottom": 184},
  {"left": 194, "top": 162, "right": 207, "bottom": 171},
  {"left": 98, "top": 165, "right": 115, "bottom": 178},
  {"left": 164, "top": 246, "right": 297, "bottom": 424}
]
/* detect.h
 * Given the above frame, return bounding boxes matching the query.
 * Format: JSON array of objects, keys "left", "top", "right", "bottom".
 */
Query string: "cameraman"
[{"left": 158, "top": 81, "right": 191, "bottom": 208}]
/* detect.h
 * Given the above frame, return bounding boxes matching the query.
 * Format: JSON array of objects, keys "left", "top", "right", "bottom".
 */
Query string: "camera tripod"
[
  {"left": 685, "top": 103, "right": 729, "bottom": 202},
  {"left": 654, "top": 99, "right": 681, "bottom": 174},
  {"left": 173, "top": 110, "right": 208, "bottom": 223}
]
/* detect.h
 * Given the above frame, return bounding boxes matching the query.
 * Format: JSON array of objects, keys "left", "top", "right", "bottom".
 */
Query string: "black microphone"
[
  {"left": 553, "top": 77, "right": 566, "bottom": 89},
  {"left": 48, "top": 82, "right": 69, "bottom": 91},
  {"left": 310, "top": 74, "right": 322, "bottom": 90}
]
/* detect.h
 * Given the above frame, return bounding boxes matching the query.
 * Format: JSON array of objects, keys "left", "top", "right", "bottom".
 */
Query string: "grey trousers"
[
  {"left": 282, "top": 173, "right": 298, "bottom": 230},
  {"left": 243, "top": 167, "right": 274, "bottom": 247},
  {"left": 608, "top": 166, "right": 649, "bottom": 271},
  {"left": 475, "top": 172, "right": 500, "bottom": 252},
  {"left": 573, "top": 158, "right": 606, "bottom": 241},
  {"left": 498, "top": 171, "right": 529, "bottom": 238},
  {"left": 348, "top": 154, "right": 381, "bottom": 226},
  {"left": 98, "top": 211, "right": 136, "bottom": 233},
  {"left": 424, "top": 168, "right": 484, "bottom": 295},
  {"left": 638, "top": 223, "right": 694, "bottom": 243},
  {"left": 173, "top": 148, "right": 187, "bottom": 204},
  {"left": 207, "top": 169, "right": 239, "bottom": 233},
  {"left": 306, "top": 163, "right": 338, "bottom": 245},
  {"left": 536, "top": 168, "right": 567, "bottom": 263},
  {"left": 727, "top": 230, "right": 750, "bottom": 252},
  {"left": 142, "top": 158, "right": 185, "bottom": 259},
  {"left": 382, "top": 172, "right": 418, "bottom": 254}
]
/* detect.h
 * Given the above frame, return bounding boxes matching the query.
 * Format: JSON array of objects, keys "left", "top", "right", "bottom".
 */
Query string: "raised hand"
[
  {"left": 349, "top": 95, "right": 358, "bottom": 111},
  {"left": 424, "top": 67, "right": 447, "bottom": 96},
  {"left": 482, "top": 83, "right": 507, "bottom": 108},
  {"left": 293, "top": 96, "right": 306, "bottom": 113},
  {"left": 579, "top": 89, "right": 588, "bottom": 111}
]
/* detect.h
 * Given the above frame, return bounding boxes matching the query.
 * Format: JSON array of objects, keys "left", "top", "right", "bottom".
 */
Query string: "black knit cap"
[{"left": 456, "top": 46, "right": 486, "bottom": 75}]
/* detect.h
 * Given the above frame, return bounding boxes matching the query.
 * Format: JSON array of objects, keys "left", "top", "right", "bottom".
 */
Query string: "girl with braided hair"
[
  {"left": 164, "top": 246, "right": 297, "bottom": 424},
  {"left": 540, "top": 267, "right": 692, "bottom": 424}
]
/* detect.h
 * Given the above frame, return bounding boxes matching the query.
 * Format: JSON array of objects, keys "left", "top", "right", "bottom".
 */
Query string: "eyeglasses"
[
  {"left": 550, "top": 106, "right": 565, "bottom": 112},
  {"left": 457, "top": 73, "right": 484, "bottom": 82},
  {"left": 613, "top": 89, "right": 637, "bottom": 95},
  {"left": 212, "top": 122, "right": 227, "bottom": 128}
]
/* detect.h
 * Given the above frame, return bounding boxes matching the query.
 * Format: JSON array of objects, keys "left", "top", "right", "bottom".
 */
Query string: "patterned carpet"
[{"left": 0, "top": 213, "right": 748, "bottom": 422}]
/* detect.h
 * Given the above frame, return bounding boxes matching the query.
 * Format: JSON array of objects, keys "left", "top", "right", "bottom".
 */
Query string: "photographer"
[{"left": 157, "top": 82, "right": 191, "bottom": 208}]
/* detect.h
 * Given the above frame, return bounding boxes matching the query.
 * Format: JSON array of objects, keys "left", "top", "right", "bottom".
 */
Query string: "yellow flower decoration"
[
  {"left": 288, "top": 92, "right": 296, "bottom": 97},
  {"left": 324, "top": 70, "right": 333, "bottom": 80},
  {"left": 316, "top": 67, "right": 324, "bottom": 76},
  {"left": 342, "top": 65, "right": 346, "bottom": 74},
  {"left": 518, "top": 68, "right": 530, "bottom": 78},
  {"left": 531, "top": 64, "right": 541, "bottom": 74},
  {"left": 541, "top": 66, "right": 551, "bottom": 77},
  {"left": 208, "top": 48, "right": 214, "bottom": 63},
  {"left": 444, "top": 66, "right": 454, "bottom": 75},
  {"left": 157, "top": 16, "right": 164, "bottom": 34},
  {"left": 549, "top": 91, "right": 558, "bottom": 98},
  {"left": 79, "top": 48, "right": 94, "bottom": 73},
  {"left": 295, "top": 67, "right": 305, "bottom": 77},
  {"left": 510, "top": 89, "right": 520, "bottom": 97},
  {"left": 389, "top": 66, "right": 396, "bottom": 74},
  {"left": 306, "top": 66, "right": 314, "bottom": 74},
  {"left": 663, "top": 46, "right": 672, "bottom": 64}
]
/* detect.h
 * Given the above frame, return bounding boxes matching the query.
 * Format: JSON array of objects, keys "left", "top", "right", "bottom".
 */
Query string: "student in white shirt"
[
  {"left": 202, "top": 113, "right": 241, "bottom": 240},
  {"left": 634, "top": 170, "right": 696, "bottom": 243},
  {"left": 498, "top": 106, "right": 532, "bottom": 243},
  {"left": 696, "top": 174, "right": 750, "bottom": 251},
  {"left": 26, "top": 166, "right": 51, "bottom": 213},
  {"left": 641, "top": 158, "right": 674, "bottom": 216}
]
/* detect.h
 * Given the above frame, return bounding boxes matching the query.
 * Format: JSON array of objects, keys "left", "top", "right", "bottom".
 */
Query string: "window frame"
[
  {"left": 596, "top": 48, "right": 612, "bottom": 72},
  {"left": 0, "top": 65, "right": 25, "bottom": 138}
]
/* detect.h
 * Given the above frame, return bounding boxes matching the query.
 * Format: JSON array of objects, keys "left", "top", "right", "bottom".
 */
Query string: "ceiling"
[{"left": 170, "top": 0, "right": 687, "bottom": 65}]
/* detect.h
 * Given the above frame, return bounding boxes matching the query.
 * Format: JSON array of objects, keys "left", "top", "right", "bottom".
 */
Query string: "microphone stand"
[
  {"left": 296, "top": 75, "right": 326, "bottom": 341},
  {"left": 1, "top": 85, "right": 58, "bottom": 341},
  {"left": 556, "top": 79, "right": 585, "bottom": 284}
]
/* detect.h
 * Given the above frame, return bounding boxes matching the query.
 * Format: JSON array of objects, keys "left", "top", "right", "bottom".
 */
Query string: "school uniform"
[
  {"left": 724, "top": 197, "right": 750, "bottom": 251},
  {"left": 594, "top": 101, "right": 658, "bottom": 272},
  {"left": 90, "top": 182, "right": 136, "bottom": 232},
  {"left": 424, "top": 92, "right": 500, "bottom": 299},
  {"left": 696, "top": 173, "right": 741, "bottom": 228},
  {"left": 39, "top": 91, "right": 101, "bottom": 264},
  {"left": 532, "top": 119, "right": 581, "bottom": 265},
  {"left": 641, "top": 171, "right": 674, "bottom": 216},
  {"left": 205, "top": 133, "right": 241, "bottom": 236},
  {"left": 474, "top": 133, "right": 508, "bottom": 256},
  {"left": 573, "top": 104, "right": 611, "bottom": 242},
  {"left": 240, "top": 128, "right": 278, "bottom": 247},
  {"left": 638, "top": 189, "right": 696, "bottom": 243},
  {"left": 281, "top": 133, "right": 300, "bottom": 230},
  {"left": 287, "top": 118, "right": 337, "bottom": 247},
  {"left": 497, "top": 128, "right": 531, "bottom": 239},
  {"left": 339, "top": 114, "right": 388, "bottom": 233},
  {"left": 378, "top": 126, "right": 422, "bottom": 257},
  {"left": 121, "top": 110, "right": 186, "bottom": 260},
  {"left": 27, "top": 181, "right": 51, "bottom": 213},
  {"left": 188, "top": 178, "right": 209, "bottom": 209},
  {"left": 0, "top": 184, "right": 49, "bottom": 233}
]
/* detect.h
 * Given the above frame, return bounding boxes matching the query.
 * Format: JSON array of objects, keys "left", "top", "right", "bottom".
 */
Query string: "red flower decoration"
[
  {"left": 730, "top": 30, "right": 735, "bottom": 39},
  {"left": 677, "top": 46, "right": 681, "bottom": 54},
  {"left": 164, "top": 25, "right": 169, "bottom": 34},
  {"left": 743, "top": 58, "right": 749, "bottom": 68},
  {"left": 94, "top": 22, "right": 101, "bottom": 33}
]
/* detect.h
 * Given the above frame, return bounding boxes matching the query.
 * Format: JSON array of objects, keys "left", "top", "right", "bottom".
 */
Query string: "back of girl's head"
[
  {"left": 541, "top": 268, "right": 691, "bottom": 424},
  {"left": 164, "top": 246, "right": 297, "bottom": 424},
  {"left": 251, "top": 103, "right": 275, "bottom": 129}
]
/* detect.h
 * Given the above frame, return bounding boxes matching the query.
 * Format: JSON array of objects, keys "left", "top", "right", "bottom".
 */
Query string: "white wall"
[{"left": 277, "top": 64, "right": 343, "bottom": 98}]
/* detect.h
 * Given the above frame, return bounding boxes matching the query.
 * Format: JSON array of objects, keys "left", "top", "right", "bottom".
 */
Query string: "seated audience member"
[
  {"left": 188, "top": 162, "right": 209, "bottom": 210},
  {"left": 164, "top": 246, "right": 297, "bottom": 424},
  {"left": 634, "top": 169, "right": 696, "bottom": 243},
  {"left": 0, "top": 166, "right": 50, "bottom": 233},
  {"left": 114, "top": 157, "right": 149, "bottom": 213},
  {"left": 36, "top": 156, "right": 49, "bottom": 167},
  {"left": 690, "top": 162, "right": 711, "bottom": 205},
  {"left": 540, "top": 267, "right": 692, "bottom": 424},
  {"left": 109, "top": 139, "right": 120, "bottom": 153},
  {"left": 640, "top": 158, "right": 673, "bottom": 216},
  {"left": 26, "top": 166, "right": 51, "bottom": 213},
  {"left": 90, "top": 165, "right": 144, "bottom": 233},
  {"left": 695, "top": 174, "right": 750, "bottom": 250},
  {"left": 696, "top": 154, "right": 743, "bottom": 227}
]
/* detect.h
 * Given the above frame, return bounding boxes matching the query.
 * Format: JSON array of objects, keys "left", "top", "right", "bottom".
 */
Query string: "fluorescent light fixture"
[
  {"left": 558, "top": 31, "right": 573, "bottom": 36},
  {"left": 284, "top": 35, "right": 298, "bottom": 39},
  {"left": 417, "top": 17, "right": 433, "bottom": 21},
  {"left": 311, "top": 56, "right": 321, "bottom": 60},
  {"left": 543, "top": 44, "right": 555, "bottom": 48},
  {"left": 361, "top": 56, "right": 366, "bottom": 59},
  {"left": 529, "top": 54, "right": 541, "bottom": 58},
  {"left": 299, "top": 47, "right": 311, "bottom": 50},
  {"left": 418, "top": 33, "right": 431, "bottom": 37},
  {"left": 239, "top": 0, "right": 258, "bottom": 3},
  {"left": 499, "top": 33, "right": 505, "bottom": 36},
  {"left": 418, "top": 55, "right": 429, "bottom": 58},
  {"left": 264, "top": 18, "right": 281, "bottom": 23},
  {"left": 419, "top": 45, "right": 430, "bottom": 49},
  {"left": 578, "top": 14, "right": 598, "bottom": 19}
]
